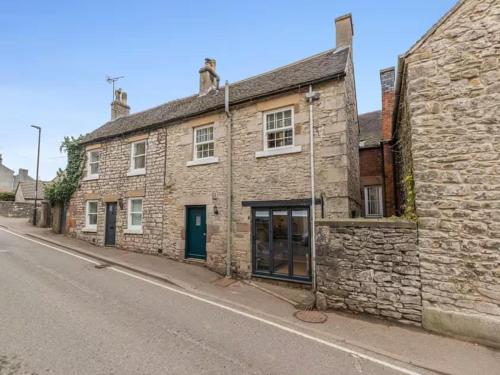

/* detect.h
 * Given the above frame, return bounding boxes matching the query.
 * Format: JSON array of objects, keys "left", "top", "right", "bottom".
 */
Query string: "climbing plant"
[
  {"left": 402, "top": 173, "right": 417, "bottom": 221},
  {"left": 44, "top": 136, "right": 84, "bottom": 205}
]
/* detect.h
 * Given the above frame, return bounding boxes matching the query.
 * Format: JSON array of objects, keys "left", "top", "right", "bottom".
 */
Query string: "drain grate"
[{"left": 294, "top": 310, "right": 328, "bottom": 323}]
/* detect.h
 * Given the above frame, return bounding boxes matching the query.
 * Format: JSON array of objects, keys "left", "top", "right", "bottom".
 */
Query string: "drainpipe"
[
  {"left": 306, "top": 85, "right": 320, "bottom": 291},
  {"left": 225, "top": 81, "right": 233, "bottom": 278}
]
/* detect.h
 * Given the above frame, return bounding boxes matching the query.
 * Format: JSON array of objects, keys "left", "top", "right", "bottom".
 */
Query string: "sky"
[{"left": 0, "top": 0, "right": 457, "bottom": 180}]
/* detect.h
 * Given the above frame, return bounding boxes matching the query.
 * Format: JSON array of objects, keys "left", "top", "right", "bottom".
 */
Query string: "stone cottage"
[
  {"left": 393, "top": 0, "right": 500, "bottom": 346},
  {"left": 69, "top": 14, "right": 360, "bottom": 284}
]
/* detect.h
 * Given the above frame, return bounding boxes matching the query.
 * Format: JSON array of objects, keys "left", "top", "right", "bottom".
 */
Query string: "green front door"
[{"left": 186, "top": 206, "right": 207, "bottom": 259}]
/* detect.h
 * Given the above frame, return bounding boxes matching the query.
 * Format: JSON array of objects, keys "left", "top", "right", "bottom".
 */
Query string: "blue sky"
[{"left": 0, "top": 0, "right": 457, "bottom": 180}]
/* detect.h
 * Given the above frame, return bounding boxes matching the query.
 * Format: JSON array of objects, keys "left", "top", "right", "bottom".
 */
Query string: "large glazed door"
[
  {"left": 252, "top": 207, "right": 311, "bottom": 281},
  {"left": 105, "top": 203, "right": 117, "bottom": 246},
  {"left": 186, "top": 206, "right": 207, "bottom": 259}
]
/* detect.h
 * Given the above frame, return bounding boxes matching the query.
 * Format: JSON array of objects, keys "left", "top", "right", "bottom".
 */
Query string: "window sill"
[
  {"left": 255, "top": 146, "right": 302, "bottom": 158},
  {"left": 127, "top": 169, "right": 146, "bottom": 177},
  {"left": 124, "top": 228, "right": 143, "bottom": 235},
  {"left": 186, "top": 156, "right": 219, "bottom": 167},
  {"left": 82, "top": 227, "right": 97, "bottom": 233},
  {"left": 83, "top": 175, "right": 99, "bottom": 181}
]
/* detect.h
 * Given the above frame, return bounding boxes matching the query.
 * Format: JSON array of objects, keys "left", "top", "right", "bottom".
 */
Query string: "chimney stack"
[
  {"left": 199, "top": 58, "right": 220, "bottom": 96},
  {"left": 335, "top": 13, "right": 354, "bottom": 49},
  {"left": 380, "top": 67, "right": 395, "bottom": 140},
  {"left": 111, "top": 88, "right": 130, "bottom": 120}
]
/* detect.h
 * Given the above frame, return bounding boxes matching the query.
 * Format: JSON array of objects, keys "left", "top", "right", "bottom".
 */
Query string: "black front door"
[
  {"left": 105, "top": 203, "right": 117, "bottom": 246},
  {"left": 185, "top": 206, "right": 207, "bottom": 259}
]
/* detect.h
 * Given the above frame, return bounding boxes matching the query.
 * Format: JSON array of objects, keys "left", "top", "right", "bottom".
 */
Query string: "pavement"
[{"left": 0, "top": 216, "right": 499, "bottom": 375}]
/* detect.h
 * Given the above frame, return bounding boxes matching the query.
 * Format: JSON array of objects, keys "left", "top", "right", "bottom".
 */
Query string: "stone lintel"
[
  {"left": 102, "top": 194, "right": 120, "bottom": 202},
  {"left": 85, "top": 143, "right": 102, "bottom": 151},
  {"left": 84, "top": 193, "right": 100, "bottom": 200},
  {"left": 126, "top": 190, "right": 145, "bottom": 198},
  {"left": 316, "top": 218, "right": 416, "bottom": 229},
  {"left": 125, "top": 133, "right": 149, "bottom": 143}
]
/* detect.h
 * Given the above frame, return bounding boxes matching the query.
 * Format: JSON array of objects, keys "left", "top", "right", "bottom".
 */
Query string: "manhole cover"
[{"left": 294, "top": 310, "right": 328, "bottom": 323}]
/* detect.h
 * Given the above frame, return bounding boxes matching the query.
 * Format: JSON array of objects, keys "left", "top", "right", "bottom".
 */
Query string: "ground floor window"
[
  {"left": 252, "top": 207, "right": 311, "bottom": 282},
  {"left": 364, "top": 185, "right": 383, "bottom": 217}
]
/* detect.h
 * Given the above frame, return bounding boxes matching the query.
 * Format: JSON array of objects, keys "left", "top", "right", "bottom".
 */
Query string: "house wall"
[
  {"left": 359, "top": 146, "right": 383, "bottom": 215},
  {"left": 70, "top": 73, "right": 359, "bottom": 278},
  {"left": 0, "top": 165, "right": 14, "bottom": 192},
  {"left": 395, "top": 0, "right": 500, "bottom": 346},
  {"left": 68, "top": 130, "right": 166, "bottom": 252}
]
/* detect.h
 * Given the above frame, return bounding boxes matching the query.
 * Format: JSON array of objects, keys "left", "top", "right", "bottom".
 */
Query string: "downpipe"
[{"left": 306, "top": 85, "right": 320, "bottom": 293}]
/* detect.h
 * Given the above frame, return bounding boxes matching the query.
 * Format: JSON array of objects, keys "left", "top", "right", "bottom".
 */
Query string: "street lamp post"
[{"left": 31, "top": 125, "right": 41, "bottom": 226}]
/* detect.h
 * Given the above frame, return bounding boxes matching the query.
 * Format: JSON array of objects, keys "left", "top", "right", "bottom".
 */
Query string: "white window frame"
[
  {"left": 86, "top": 150, "right": 100, "bottom": 180},
  {"left": 126, "top": 197, "right": 143, "bottom": 233},
  {"left": 193, "top": 124, "right": 215, "bottom": 160},
  {"left": 263, "top": 106, "right": 295, "bottom": 151},
  {"left": 364, "top": 185, "right": 384, "bottom": 217},
  {"left": 128, "top": 140, "right": 146, "bottom": 176},
  {"left": 84, "top": 200, "right": 98, "bottom": 232}
]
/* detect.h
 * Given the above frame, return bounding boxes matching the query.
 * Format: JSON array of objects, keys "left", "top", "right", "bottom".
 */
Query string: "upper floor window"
[
  {"left": 130, "top": 140, "right": 146, "bottom": 174},
  {"left": 87, "top": 150, "right": 99, "bottom": 179},
  {"left": 264, "top": 108, "right": 294, "bottom": 149},
  {"left": 364, "top": 185, "right": 383, "bottom": 217},
  {"left": 194, "top": 125, "right": 214, "bottom": 159},
  {"left": 85, "top": 200, "right": 98, "bottom": 231}
]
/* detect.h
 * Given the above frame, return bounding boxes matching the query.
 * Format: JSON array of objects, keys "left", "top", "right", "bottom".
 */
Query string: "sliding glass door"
[{"left": 252, "top": 207, "right": 311, "bottom": 282}]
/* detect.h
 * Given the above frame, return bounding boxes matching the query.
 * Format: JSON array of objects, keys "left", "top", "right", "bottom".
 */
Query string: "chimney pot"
[
  {"left": 199, "top": 58, "right": 220, "bottom": 96},
  {"left": 335, "top": 13, "right": 354, "bottom": 49},
  {"left": 111, "top": 88, "right": 130, "bottom": 120}
]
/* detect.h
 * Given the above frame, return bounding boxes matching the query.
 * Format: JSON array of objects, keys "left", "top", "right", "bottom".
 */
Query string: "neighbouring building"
[
  {"left": 393, "top": 0, "right": 500, "bottom": 346},
  {"left": 0, "top": 154, "right": 14, "bottom": 192},
  {"left": 0, "top": 154, "right": 36, "bottom": 194},
  {"left": 358, "top": 68, "right": 397, "bottom": 218},
  {"left": 14, "top": 181, "right": 46, "bottom": 203},
  {"left": 68, "top": 14, "right": 361, "bottom": 283}
]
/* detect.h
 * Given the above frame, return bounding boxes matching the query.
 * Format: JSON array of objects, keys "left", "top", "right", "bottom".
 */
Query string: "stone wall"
[
  {"left": 0, "top": 201, "right": 33, "bottom": 217},
  {"left": 395, "top": 0, "right": 500, "bottom": 346},
  {"left": 316, "top": 218, "right": 421, "bottom": 325}
]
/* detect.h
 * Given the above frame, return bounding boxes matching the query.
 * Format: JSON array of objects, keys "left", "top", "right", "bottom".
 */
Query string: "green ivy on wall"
[
  {"left": 44, "top": 136, "right": 84, "bottom": 205},
  {"left": 403, "top": 174, "right": 417, "bottom": 221}
]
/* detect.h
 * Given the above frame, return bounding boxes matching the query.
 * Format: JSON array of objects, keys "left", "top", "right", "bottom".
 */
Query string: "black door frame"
[
  {"left": 185, "top": 205, "right": 207, "bottom": 260},
  {"left": 105, "top": 202, "right": 117, "bottom": 246},
  {"left": 251, "top": 205, "right": 311, "bottom": 283}
]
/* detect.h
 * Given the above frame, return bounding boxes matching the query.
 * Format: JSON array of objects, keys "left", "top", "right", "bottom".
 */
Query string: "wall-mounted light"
[{"left": 213, "top": 205, "right": 219, "bottom": 215}]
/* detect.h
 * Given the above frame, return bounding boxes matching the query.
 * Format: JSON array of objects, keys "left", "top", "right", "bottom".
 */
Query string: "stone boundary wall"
[
  {"left": 316, "top": 218, "right": 421, "bottom": 325},
  {"left": 0, "top": 201, "right": 33, "bottom": 218}
]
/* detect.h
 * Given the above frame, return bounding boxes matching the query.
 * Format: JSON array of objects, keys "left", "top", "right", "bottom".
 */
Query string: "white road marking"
[{"left": 0, "top": 227, "right": 422, "bottom": 375}]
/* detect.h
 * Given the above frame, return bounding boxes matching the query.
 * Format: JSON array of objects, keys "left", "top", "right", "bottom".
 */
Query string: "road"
[{"left": 0, "top": 227, "right": 429, "bottom": 375}]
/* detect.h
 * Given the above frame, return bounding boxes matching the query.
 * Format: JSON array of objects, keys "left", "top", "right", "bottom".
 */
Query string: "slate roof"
[
  {"left": 359, "top": 110, "right": 382, "bottom": 147},
  {"left": 83, "top": 47, "right": 350, "bottom": 144},
  {"left": 15, "top": 181, "right": 46, "bottom": 200}
]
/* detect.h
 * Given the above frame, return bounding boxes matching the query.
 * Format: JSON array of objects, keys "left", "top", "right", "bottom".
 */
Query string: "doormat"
[{"left": 294, "top": 310, "right": 328, "bottom": 323}]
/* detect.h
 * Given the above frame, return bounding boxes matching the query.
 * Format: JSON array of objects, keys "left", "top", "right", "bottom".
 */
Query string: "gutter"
[{"left": 80, "top": 72, "right": 346, "bottom": 146}]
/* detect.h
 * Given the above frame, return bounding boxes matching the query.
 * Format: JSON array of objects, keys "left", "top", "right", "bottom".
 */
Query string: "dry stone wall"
[{"left": 316, "top": 219, "right": 421, "bottom": 325}]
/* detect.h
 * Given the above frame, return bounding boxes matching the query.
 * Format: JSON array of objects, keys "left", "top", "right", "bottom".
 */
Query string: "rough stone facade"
[
  {"left": 69, "top": 50, "right": 360, "bottom": 278},
  {"left": 315, "top": 219, "right": 421, "bottom": 325},
  {"left": 394, "top": 0, "right": 500, "bottom": 345}
]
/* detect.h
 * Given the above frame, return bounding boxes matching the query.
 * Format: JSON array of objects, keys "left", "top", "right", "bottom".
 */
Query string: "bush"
[{"left": 0, "top": 192, "right": 15, "bottom": 201}]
